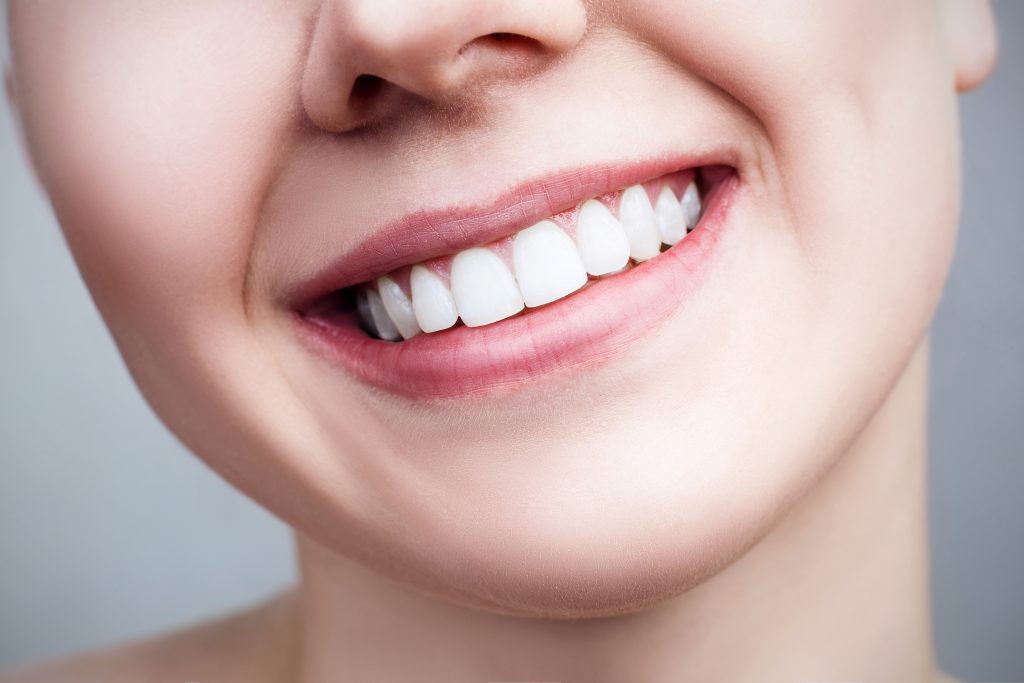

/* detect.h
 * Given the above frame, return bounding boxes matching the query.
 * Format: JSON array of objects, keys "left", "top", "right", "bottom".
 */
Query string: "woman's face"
[{"left": 7, "top": 1, "right": 994, "bottom": 616}]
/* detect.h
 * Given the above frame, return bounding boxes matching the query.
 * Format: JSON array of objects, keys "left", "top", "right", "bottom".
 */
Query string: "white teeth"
[
  {"left": 513, "top": 220, "right": 588, "bottom": 308},
  {"left": 654, "top": 186, "right": 687, "bottom": 245},
  {"left": 618, "top": 185, "right": 662, "bottom": 262},
  {"left": 352, "top": 176, "right": 706, "bottom": 339},
  {"left": 681, "top": 180, "right": 701, "bottom": 230},
  {"left": 575, "top": 199, "right": 631, "bottom": 276},
  {"left": 366, "top": 288, "right": 401, "bottom": 341},
  {"left": 409, "top": 265, "right": 459, "bottom": 333},
  {"left": 376, "top": 276, "right": 421, "bottom": 340},
  {"left": 450, "top": 247, "right": 525, "bottom": 327}
]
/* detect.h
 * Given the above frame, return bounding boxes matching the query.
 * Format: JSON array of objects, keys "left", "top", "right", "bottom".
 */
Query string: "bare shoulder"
[{"left": 0, "top": 592, "right": 296, "bottom": 683}]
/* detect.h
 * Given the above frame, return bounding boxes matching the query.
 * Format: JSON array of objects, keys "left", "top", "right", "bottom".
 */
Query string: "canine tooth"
[
  {"left": 356, "top": 289, "right": 381, "bottom": 338},
  {"left": 575, "top": 199, "right": 630, "bottom": 276},
  {"left": 681, "top": 181, "right": 701, "bottom": 230},
  {"left": 366, "top": 288, "right": 401, "bottom": 341},
  {"left": 376, "top": 276, "right": 421, "bottom": 339},
  {"left": 654, "top": 186, "right": 687, "bottom": 245},
  {"left": 410, "top": 265, "right": 459, "bottom": 333},
  {"left": 618, "top": 185, "right": 662, "bottom": 261},
  {"left": 513, "top": 221, "right": 588, "bottom": 308},
  {"left": 450, "top": 247, "right": 525, "bottom": 327}
]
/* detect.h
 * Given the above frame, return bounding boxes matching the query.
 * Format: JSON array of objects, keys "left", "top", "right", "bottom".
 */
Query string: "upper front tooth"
[
  {"left": 376, "top": 276, "right": 421, "bottom": 340},
  {"left": 618, "top": 185, "right": 662, "bottom": 262},
  {"left": 575, "top": 199, "right": 631, "bottom": 276},
  {"left": 366, "top": 287, "right": 402, "bottom": 341},
  {"left": 409, "top": 265, "right": 459, "bottom": 333},
  {"left": 681, "top": 180, "right": 701, "bottom": 230},
  {"left": 513, "top": 220, "right": 588, "bottom": 308},
  {"left": 654, "top": 186, "right": 687, "bottom": 245},
  {"left": 450, "top": 247, "right": 525, "bottom": 327}
]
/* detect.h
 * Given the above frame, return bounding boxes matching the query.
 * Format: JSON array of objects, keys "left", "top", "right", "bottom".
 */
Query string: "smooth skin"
[{"left": 2, "top": 0, "right": 997, "bottom": 681}]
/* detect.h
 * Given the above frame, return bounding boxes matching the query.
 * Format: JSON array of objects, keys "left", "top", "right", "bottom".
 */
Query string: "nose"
[{"left": 300, "top": 0, "right": 587, "bottom": 133}]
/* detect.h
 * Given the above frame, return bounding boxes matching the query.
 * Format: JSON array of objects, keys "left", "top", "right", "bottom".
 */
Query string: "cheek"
[
  {"left": 17, "top": 3, "right": 306, "bottom": 335},
  {"left": 9, "top": 4, "right": 368, "bottom": 511},
  {"left": 645, "top": 0, "right": 960, "bottom": 346},
  {"left": 800, "top": 17, "right": 961, "bottom": 364}
]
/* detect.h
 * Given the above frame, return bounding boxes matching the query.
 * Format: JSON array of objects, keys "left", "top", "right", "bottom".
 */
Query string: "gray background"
[{"left": 1, "top": 2, "right": 1021, "bottom": 680}]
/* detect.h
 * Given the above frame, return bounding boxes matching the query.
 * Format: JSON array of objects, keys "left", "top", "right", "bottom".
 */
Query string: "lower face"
[{"left": 10, "top": 0, "right": 960, "bottom": 615}]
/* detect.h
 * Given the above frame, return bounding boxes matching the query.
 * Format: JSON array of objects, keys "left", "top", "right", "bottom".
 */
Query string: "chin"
[{"left": 298, "top": 406, "right": 842, "bottom": 620}]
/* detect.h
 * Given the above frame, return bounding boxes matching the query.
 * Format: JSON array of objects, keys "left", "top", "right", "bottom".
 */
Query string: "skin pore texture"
[{"left": 2, "top": 1, "right": 996, "bottom": 681}]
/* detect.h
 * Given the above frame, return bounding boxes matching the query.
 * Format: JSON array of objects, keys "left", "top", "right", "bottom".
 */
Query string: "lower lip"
[{"left": 295, "top": 174, "right": 738, "bottom": 399}]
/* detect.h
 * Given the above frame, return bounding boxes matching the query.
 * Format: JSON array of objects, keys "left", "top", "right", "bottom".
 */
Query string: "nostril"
[
  {"left": 484, "top": 32, "right": 535, "bottom": 45},
  {"left": 458, "top": 32, "right": 545, "bottom": 57},
  {"left": 350, "top": 74, "right": 385, "bottom": 100},
  {"left": 339, "top": 74, "right": 393, "bottom": 129}
]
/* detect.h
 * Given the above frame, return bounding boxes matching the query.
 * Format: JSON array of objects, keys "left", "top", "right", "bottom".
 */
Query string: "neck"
[{"left": 285, "top": 342, "right": 937, "bottom": 683}]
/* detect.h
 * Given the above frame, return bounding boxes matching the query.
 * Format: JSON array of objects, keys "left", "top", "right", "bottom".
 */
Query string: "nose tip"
[{"left": 300, "top": 0, "right": 587, "bottom": 133}]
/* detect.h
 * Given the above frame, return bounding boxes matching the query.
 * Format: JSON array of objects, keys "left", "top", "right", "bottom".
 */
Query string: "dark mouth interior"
[
  {"left": 302, "top": 165, "right": 733, "bottom": 338},
  {"left": 303, "top": 286, "right": 359, "bottom": 326}
]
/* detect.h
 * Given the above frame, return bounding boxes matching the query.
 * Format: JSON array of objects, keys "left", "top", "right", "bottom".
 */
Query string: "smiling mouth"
[
  {"left": 336, "top": 168, "right": 715, "bottom": 340},
  {"left": 293, "top": 158, "right": 738, "bottom": 397}
]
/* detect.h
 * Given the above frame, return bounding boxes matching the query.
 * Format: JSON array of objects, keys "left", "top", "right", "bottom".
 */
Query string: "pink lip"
[{"left": 292, "top": 164, "right": 739, "bottom": 398}]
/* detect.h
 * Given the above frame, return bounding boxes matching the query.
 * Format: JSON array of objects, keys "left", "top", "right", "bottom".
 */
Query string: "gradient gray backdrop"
[{"left": 2, "top": 3, "right": 1022, "bottom": 680}]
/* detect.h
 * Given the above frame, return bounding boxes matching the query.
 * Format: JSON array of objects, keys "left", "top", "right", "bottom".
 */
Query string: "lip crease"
[{"left": 292, "top": 161, "right": 739, "bottom": 399}]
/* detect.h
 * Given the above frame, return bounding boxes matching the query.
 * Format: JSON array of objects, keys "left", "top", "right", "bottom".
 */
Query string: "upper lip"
[{"left": 291, "top": 150, "right": 736, "bottom": 312}]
